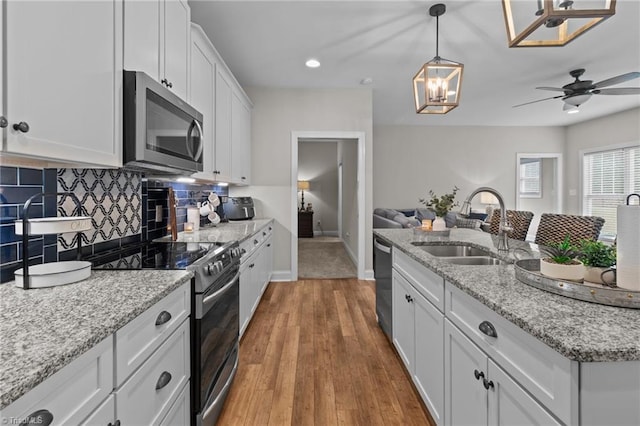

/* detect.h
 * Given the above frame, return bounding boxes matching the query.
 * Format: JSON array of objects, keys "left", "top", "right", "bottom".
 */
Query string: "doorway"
[
  {"left": 291, "top": 131, "right": 365, "bottom": 280},
  {"left": 516, "top": 153, "right": 563, "bottom": 241}
]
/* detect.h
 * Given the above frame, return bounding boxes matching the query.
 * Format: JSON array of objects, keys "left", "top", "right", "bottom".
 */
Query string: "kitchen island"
[
  {"left": 0, "top": 269, "right": 193, "bottom": 411},
  {"left": 374, "top": 227, "right": 640, "bottom": 425}
]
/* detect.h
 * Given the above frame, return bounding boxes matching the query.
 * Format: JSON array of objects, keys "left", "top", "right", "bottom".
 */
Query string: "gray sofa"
[{"left": 373, "top": 207, "right": 462, "bottom": 229}]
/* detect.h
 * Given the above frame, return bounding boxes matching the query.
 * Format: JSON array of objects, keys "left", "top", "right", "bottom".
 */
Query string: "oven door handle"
[{"left": 202, "top": 270, "right": 240, "bottom": 314}]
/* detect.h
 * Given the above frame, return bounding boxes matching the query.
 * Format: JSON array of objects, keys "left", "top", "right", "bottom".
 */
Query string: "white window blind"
[
  {"left": 519, "top": 159, "right": 541, "bottom": 198},
  {"left": 583, "top": 145, "right": 640, "bottom": 239}
]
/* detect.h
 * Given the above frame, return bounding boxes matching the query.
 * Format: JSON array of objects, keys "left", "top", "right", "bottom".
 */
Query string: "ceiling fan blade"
[
  {"left": 593, "top": 72, "right": 640, "bottom": 88},
  {"left": 594, "top": 87, "right": 640, "bottom": 95},
  {"left": 535, "top": 86, "right": 566, "bottom": 92},
  {"left": 513, "top": 95, "right": 564, "bottom": 108}
]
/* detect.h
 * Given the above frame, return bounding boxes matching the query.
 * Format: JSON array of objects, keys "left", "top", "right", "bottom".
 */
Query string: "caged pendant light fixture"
[
  {"left": 502, "top": 0, "right": 616, "bottom": 47},
  {"left": 413, "top": 3, "right": 464, "bottom": 115}
]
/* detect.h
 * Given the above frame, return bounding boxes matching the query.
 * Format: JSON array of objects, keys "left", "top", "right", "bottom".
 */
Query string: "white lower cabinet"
[
  {"left": 0, "top": 284, "right": 191, "bottom": 426},
  {"left": 239, "top": 224, "right": 274, "bottom": 338},
  {"left": 392, "top": 269, "right": 444, "bottom": 425},
  {"left": 444, "top": 320, "right": 560, "bottom": 426},
  {"left": 115, "top": 319, "right": 190, "bottom": 425}
]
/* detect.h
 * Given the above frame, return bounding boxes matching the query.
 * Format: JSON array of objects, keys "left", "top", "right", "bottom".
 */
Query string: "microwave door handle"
[
  {"left": 186, "top": 120, "right": 196, "bottom": 159},
  {"left": 193, "top": 119, "right": 204, "bottom": 161}
]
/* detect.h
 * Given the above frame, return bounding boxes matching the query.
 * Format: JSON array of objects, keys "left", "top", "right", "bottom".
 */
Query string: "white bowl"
[
  {"left": 15, "top": 217, "right": 92, "bottom": 235},
  {"left": 14, "top": 261, "right": 92, "bottom": 289}
]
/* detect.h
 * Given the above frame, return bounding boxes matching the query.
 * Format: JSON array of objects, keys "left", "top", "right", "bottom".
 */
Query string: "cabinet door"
[
  {"left": 163, "top": 0, "right": 190, "bottom": 100},
  {"left": 214, "top": 68, "right": 233, "bottom": 180},
  {"left": 392, "top": 270, "right": 415, "bottom": 373},
  {"left": 189, "top": 27, "right": 216, "bottom": 177},
  {"left": 159, "top": 382, "right": 190, "bottom": 426},
  {"left": 5, "top": 0, "right": 122, "bottom": 167},
  {"left": 124, "top": 0, "right": 160, "bottom": 79},
  {"left": 487, "top": 359, "right": 560, "bottom": 426},
  {"left": 444, "top": 320, "right": 487, "bottom": 426},
  {"left": 231, "top": 91, "right": 251, "bottom": 184},
  {"left": 80, "top": 395, "right": 115, "bottom": 426},
  {"left": 239, "top": 255, "right": 254, "bottom": 338},
  {"left": 414, "top": 292, "right": 445, "bottom": 425}
]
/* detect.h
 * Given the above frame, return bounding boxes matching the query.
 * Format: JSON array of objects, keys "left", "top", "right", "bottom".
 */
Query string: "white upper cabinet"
[
  {"left": 3, "top": 0, "right": 122, "bottom": 167},
  {"left": 124, "top": 0, "right": 190, "bottom": 100},
  {"left": 189, "top": 24, "right": 216, "bottom": 179},
  {"left": 215, "top": 67, "right": 233, "bottom": 181},
  {"left": 231, "top": 91, "right": 252, "bottom": 185}
]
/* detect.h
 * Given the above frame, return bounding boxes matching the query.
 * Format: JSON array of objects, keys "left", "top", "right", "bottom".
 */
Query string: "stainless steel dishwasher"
[{"left": 373, "top": 237, "right": 392, "bottom": 340}]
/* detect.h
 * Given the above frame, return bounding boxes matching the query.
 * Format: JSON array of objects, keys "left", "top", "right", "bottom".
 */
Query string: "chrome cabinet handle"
[
  {"left": 18, "top": 409, "right": 53, "bottom": 426},
  {"left": 474, "top": 369, "right": 484, "bottom": 380},
  {"left": 479, "top": 320, "right": 498, "bottom": 338},
  {"left": 0, "top": 116, "right": 7, "bottom": 128},
  {"left": 13, "top": 121, "right": 29, "bottom": 133},
  {"left": 155, "top": 310, "right": 172, "bottom": 326},
  {"left": 155, "top": 371, "right": 172, "bottom": 390},
  {"left": 254, "top": 239, "right": 258, "bottom": 245}
]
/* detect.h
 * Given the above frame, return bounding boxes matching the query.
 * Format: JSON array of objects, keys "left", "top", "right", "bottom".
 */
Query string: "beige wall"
[
  {"left": 564, "top": 107, "right": 640, "bottom": 214},
  {"left": 339, "top": 140, "right": 359, "bottom": 258},
  {"left": 372, "top": 125, "right": 565, "bottom": 211},
  {"left": 298, "top": 142, "right": 339, "bottom": 234},
  {"left": 233, "top": 87, "right": 373, "bottom": 278}
]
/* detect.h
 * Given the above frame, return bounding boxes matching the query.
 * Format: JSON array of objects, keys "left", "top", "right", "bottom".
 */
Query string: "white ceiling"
[{"left": 189, "top": 0, "right": 640, "bottom": 127}]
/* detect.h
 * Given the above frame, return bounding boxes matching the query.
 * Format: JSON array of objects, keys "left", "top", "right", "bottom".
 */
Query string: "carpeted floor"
[{"left": 298, "top": 237, "right": 357, "bottom": 279}]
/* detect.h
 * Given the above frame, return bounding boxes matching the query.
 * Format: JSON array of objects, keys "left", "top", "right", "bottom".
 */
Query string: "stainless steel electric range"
[{"left": 90, "top": 240, "right": 241, "bottom": 426}]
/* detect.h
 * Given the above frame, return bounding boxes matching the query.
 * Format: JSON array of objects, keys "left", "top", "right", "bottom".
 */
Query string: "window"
[
  {"left": 582, "top": 144, "right": 640, "bottom": 239},
  {"left": 519, "top": 158, "right": 541, "bottom": 198}
]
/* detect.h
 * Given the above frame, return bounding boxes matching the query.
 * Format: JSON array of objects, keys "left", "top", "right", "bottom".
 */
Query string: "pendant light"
[
  {"left": 502, "top": 0, "right": 616, "bottom": 47},
  {"left": 413, "top": 3, "right": 464, "bottom": 115}
]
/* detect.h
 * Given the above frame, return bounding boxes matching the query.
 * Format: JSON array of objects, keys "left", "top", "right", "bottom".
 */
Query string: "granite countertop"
[
  {"left": 0, "top": 269, "right": 193, "bottom": 410},
  {"left": 374, "top": 227, "right": 640, "bottom": 363},
  {"left": 154, "top": 218, "right": 274, "bottom": 244}
]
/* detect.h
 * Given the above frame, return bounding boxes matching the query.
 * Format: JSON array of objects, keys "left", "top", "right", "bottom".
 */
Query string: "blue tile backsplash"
[{"left": 0, "top": 165, "right": 228, "bottom": 283}]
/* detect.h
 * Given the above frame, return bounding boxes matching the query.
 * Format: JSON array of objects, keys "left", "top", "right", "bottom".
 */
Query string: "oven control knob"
[{"left": 205, "top": 262, "right": 216, "bottom": 275}]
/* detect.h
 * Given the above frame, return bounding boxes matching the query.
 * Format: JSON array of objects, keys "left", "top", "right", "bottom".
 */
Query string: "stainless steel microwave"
[{"left": 123, "top": 70, "right": 204, "bottom": 175}]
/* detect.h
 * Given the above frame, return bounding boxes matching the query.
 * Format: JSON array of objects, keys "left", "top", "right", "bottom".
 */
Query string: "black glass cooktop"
[{"left": 89, "top": 241, "right": 222, "bottom": 270}]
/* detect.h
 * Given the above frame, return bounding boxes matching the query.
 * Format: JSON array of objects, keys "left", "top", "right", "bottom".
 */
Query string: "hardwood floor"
[{"left": 217, "top": 279, "right": 435, "bottom": 426}]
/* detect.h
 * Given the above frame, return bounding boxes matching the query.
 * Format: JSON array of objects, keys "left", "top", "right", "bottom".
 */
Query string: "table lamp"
[{"left": 297, "top": 180, "right": 310, "bottom": 211}]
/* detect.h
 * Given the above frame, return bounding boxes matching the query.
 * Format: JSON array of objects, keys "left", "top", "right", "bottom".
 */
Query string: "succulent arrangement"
[
  {"left": 578, "top": 239, "right": 616, "bottom": 268},
  {"left": 420, "top": 186, "right": 459, "bottom": 217},
  {"left": 541, "top": 235, "right": 582, "bottom": 265}
]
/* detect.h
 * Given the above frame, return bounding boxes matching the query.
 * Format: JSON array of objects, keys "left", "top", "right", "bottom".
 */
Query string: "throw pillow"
[
  {"left": 456, "top": 217, "right": 482, "bottom": 229},
  {"left": 414, "top": 208, "right": 436, "bottom": 221}
]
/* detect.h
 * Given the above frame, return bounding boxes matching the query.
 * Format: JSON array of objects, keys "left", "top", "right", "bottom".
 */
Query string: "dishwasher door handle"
[{"left": 374, "top": 239, "right": 391, "bottom": 254}]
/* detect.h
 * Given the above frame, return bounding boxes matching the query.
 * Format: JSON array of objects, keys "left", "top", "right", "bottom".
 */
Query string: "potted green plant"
[
  {"left": 540, "top": 235, "right": 584, "bottom": 282},
  {"left": 419, "top": 186, "right": 459, "bottom": 231},
  {"left": 578, "top": 240, "right": 616, "bottom": 284}
]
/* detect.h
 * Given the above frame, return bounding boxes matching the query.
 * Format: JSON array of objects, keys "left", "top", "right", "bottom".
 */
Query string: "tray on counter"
[{"left": 514, "top": 259, "right": 639, "bottom": 309}]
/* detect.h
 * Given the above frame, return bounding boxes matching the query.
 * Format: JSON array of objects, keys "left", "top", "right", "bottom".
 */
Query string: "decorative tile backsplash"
[{"left": 1, "top": 165, "right": 229, "bottom": 283}]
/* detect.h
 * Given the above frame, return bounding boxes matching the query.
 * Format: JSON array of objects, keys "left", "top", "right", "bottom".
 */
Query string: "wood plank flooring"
[{"left": 217, "top": 279, "right": 435, "bottom": 426}]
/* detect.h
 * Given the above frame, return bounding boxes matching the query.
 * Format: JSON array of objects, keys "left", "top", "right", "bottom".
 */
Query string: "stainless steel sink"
[
  {"left": 439, "top": 256, "right": 507, "bottom": 266},
  {"left": 411, "top": 243, "right": 492, "bottom": 257}
]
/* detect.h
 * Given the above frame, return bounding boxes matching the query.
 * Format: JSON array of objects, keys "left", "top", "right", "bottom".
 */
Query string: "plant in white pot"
[
  {"left": 578, "top": 239, "right": 616, "bottom": 285},
  {"left": 540, "top": 236, "right": 585, "bottom": 282},
  {"left": 419, "top": 186, "right": 459, "bottom": 231}
]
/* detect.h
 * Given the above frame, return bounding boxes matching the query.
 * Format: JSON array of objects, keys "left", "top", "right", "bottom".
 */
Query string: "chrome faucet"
[{"left": 459, "top": 187, "right": 511, "bottom": 252}]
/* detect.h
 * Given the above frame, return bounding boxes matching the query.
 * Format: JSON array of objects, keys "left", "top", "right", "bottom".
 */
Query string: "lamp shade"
[
  {"left": 502, "top": 0, "right": 616, "bottom": 47},
  {"left": 297, "top": 180, "right": 310, "bottom": 191},
  {"left": 480, "top": 192, "right": 499, "bottom": 205}
]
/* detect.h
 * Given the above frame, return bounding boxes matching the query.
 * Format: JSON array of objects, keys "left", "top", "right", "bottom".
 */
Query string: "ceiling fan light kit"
[
  {"left": 502, "top": 0, "right": 616, "bottom": 47},
  {"left": 413, "top": 3, "right": 463, "bottom": 115}
]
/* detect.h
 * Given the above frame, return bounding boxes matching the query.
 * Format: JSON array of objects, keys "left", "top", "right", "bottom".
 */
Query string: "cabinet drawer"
[
  {"left": 115, "top": 283, "right": 190, "bottom": 386},
  {"left": 159, "top": 382, "right": 190, "bottom": 426},
  {"left": 115, "top": 318, "right": 190, "bottom": 425},
  {"left": 80, "top": 394, "right": 114, "bottom": 425},
  {"left": 393, "top": 249, "right": 444, "bottom": 312},
  {"left": 445, "top": 282, "right": 578, "bottom": 425},
  {"left": 240, "top": 230, "right": 264, "bottom": 258},
  {"left": 0, "top": 337, "right": 113, "bottom": 426}
]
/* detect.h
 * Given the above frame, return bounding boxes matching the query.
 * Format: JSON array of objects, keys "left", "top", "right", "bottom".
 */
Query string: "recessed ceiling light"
[
  {"left": 305, "top": 58, "right": 320, "bottom": 68},
  {"left": 567, "top": 108, "right": 580, "bottom": 114},
  {"left": 360, "top": 77, "right": 373, "bottom": 85}
]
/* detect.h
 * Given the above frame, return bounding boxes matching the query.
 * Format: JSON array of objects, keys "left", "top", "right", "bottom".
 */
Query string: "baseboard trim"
[
  {"left": 271, "top": 270, "right": 292, "bottom": 282},
  {"left": 363, "top": 269, "right": 375, "bottom": 280}
]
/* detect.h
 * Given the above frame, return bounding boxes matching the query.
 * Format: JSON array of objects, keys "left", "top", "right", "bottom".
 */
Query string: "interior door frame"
[
  {"left": 515, "top": 152, "right": 563, "bottom": 213},
  {"left": 291, "top": 131, "right": 366, "bottom": 280}
]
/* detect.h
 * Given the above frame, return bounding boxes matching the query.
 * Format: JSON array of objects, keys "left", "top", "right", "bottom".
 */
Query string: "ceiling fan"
[{"left": 514, "top": 69, "right": 640, "bottom": 110}]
